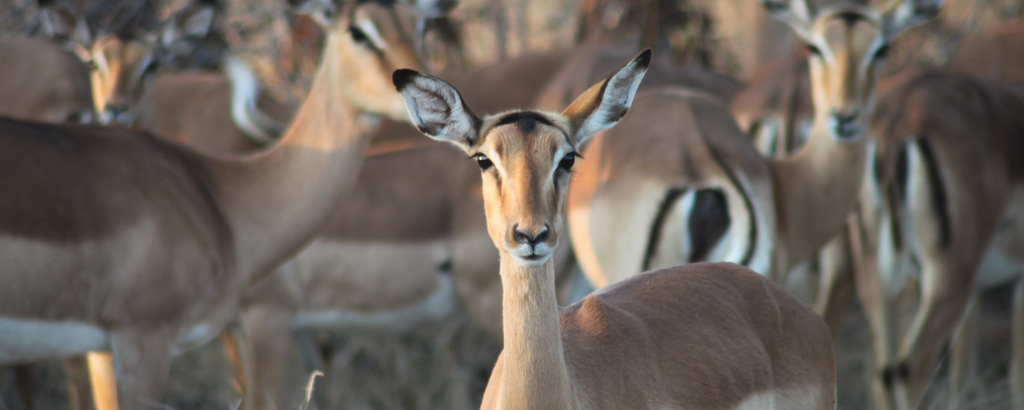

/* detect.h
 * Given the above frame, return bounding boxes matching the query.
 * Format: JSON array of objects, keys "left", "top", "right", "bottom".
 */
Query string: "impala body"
[{"left": 395, "top": 50, "right": 836, "bottom": 410}]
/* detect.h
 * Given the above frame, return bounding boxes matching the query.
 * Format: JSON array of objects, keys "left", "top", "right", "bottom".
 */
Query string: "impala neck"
[
  {"left": 212, "top": 32, "right": 378, "bottom": 281},
  {"left": 498, "top": 252, "right": 576, "bottom": 410},
  {"left": 768, "top": 120, "right": 867, "bottom": 271}
]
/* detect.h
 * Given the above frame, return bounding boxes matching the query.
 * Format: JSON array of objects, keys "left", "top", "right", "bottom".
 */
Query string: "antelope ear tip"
[
  {"left": 392, "top": 69, "right": 421, "bottom": 91},
  {"left": 635, "top": 49, "right": 652, "bottom": 69}
]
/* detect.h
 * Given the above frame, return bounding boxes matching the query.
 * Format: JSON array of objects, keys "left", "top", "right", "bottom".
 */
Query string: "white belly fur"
[
  {"left": 0, "top": 318, "right": 110, "bottom": 365},
  {"left": 292, "top": 274, "right": 457, "bottom": 334}
]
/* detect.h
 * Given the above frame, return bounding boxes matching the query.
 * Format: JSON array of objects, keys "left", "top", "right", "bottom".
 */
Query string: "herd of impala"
[{"left": 0, "top": 0, "right": 1021, "bottom": 408}]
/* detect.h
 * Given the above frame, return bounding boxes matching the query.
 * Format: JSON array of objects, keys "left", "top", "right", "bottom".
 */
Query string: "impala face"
[
  {"left": 293, "top": 0, "right": 427, "bottom": 121},
  {"left": 470, "top": 114, "right": 578, "bottom": 264},
  {"left": 41, "top": 0, "right": 216, "bottom": 126},
  {"left": 75, "top": 36, "right": 158, "bottom": 125},
  {"left": 762, "top": 0, "right": 943, "bottom": 142},
  {"left": 393, "top": 50, "right": 651, "bottom": 265}
]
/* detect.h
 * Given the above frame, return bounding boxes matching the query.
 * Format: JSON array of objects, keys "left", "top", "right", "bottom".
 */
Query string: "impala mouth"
[{"left": 508, "top": 244, "right": 554, "bottom": 265}]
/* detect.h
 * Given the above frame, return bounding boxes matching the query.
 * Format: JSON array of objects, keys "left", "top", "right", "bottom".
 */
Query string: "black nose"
[
  {"left": 513, "top": 224, "right": 550, "bottom": 246},
  {"left": 832, "top": 111, "right": 858, "bottom": 126},
  {"left": 105, "top": 105, "right": 128, "bottom": 115}
]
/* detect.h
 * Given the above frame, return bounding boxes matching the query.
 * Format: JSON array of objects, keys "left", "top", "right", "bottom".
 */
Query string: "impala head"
[
  {"left": 292, "top": 0, "right": 451, "bottom": 121},
  {"left": 394, "top": 50, "right": 650, "bottom": 265},
  {"left": 40, "top": 0, "right": 215, "bottom": 125},
  {"left": 761, "top": 0, "right": 943, "bottom": 141}
]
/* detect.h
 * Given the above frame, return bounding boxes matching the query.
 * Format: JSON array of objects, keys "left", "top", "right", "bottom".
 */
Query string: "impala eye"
[
  {"left": 349, "top": 26, "right": 374, "bottom": 49},
  {"left": 84, "top": 60, "right": 98, "bottom": 71},
  {"left": 474, "top": 154, "right": 493, "bottom": 171},
  {"left": 558, "top": 153, "right": 577, "bottom": 171},
  {"left": 805, "top": 44, "right": 823, "bottom": 57},
  {"left": 873, "top": 44, "right": 891, "bottom": 61}
]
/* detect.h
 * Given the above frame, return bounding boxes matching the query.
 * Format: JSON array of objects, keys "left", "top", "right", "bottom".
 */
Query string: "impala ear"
[
  {"left": 561, "top": 49, "right": 650, "bottom": 147},
  {"left": 760, "top": 0, "right": 815, "bottom": 39},
  {"left": 39, "top": 1, "right": 92, "bottom": 47},
  {"left": 161, "top": 2, "right": 216, "bottom": 49},
  {"left": 394, "top": 69, "right": 481, "bottom": 151},
  {"left": 885, "top": 0, "right": 944, "bottom": 37},
  {"left": 289, "top": 0, "right": 343, "bottom": 27},
  {"left": 408, "top": 0, "right": 460, "bottom": 18}
]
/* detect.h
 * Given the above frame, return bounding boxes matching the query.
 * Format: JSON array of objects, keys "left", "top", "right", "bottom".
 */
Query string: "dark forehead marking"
[
  {"left": 827, "top": 11, "right": 875, "bottom": 27},
  {"left": 495, "top": 111, "right": 555, "bottom": 128},
  {"left": 488, "top": 111, "right": 573, "bottom": 149}
]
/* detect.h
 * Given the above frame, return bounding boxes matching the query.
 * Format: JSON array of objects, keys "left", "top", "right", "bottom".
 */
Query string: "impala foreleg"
[
  {"left": 849, "top": 212, "right": 898, "bottom": 410},
  {"left": 1012, "top": 279, "right": 1024, "bottom": 410},
  {"left": 240, "top": 305, "right": 297, "bottom": 410},
  {"left": 813, "top": 227, "right": 855, "bottom": 339},
  {"left": 109, "top": 328, "right": 176, "bottom": 410}
]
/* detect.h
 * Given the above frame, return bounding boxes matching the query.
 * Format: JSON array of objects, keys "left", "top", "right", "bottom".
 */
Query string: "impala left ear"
[
  {"left": 561, "top": 49, "right": 650, "bottom": 147},
  {"left": 885, "top": 0, "right": 945, "bottom": 37},
  {"left": 393, "top": 69, "right": 482, "bottom": 152}
]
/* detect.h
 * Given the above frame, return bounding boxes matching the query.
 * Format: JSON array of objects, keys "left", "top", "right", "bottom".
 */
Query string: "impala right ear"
[
  {"left": 289, "top": 0, "right": 343, "bottom": 27},
  {"left": 39, "top": 1, "right": 92, "bottom": 47},
  {"left": 393, "top": 69, "right": 481, "bottom": 151},
  {"left": 760, "top": 0, "right": 816, "bottom": 39},
  {"left": 561, "top": 49, "right": 650, "bottom": 147}
]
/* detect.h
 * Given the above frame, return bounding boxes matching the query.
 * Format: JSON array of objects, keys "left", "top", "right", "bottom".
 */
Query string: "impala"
[
  {"left": 729, "top": 53, "right": 858, "bottom": 335},
  {"left": 852, "top": 70, "right": 1024, "bottom": 410},
  {"left": 946, "top": 19, "right": 1024, "bottom": 82},
  {"left": 0, "top": 38, "right": 92, "bottom": 123},
  {"left": 395, "top": 49, "right": 836, "bottom": 410},
  {"left": 44, "top": 0, "right": 294, "bottom": 155},
  {"left": 0, "top": 0, "right": 426, "bottom": 409}
]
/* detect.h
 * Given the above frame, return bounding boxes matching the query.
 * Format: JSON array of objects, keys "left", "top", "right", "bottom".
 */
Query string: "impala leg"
[
  {"left": 893, "top": 258, "right": 973, "bottom": 410},
  {"left": 12, "top": 364, "right": 35, "bottom": 410},
  {"left": 109, "top": 328, "right": 175, "bottom": 410},
  {"left": 240, "top": 305, "right": 296, "bottom": 410},
  {"left": 849, "top": 213, "right": 897, "bottom": 410},
  {"left": 947, "top": 294, "right": 978, "bottom": 410},
  {"left": 219, "top": 324, "right": 249, "bottom": 396},
  {"left": 814, "top": 226, "right": 855, "bottom": 339},
  {"left": 86, "top": 352, "right": 118, "bottom": 410},
  {"left": 63, "top": 356, "right": 96, "bottom": 410},
  {"left": 1012, "top": 279, "right": 1024, "bottom": 410}
]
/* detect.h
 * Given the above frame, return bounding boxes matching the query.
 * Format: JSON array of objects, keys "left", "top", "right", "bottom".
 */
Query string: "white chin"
[{"left": 514, "top": 254, "right": 552, "bottom": 266}]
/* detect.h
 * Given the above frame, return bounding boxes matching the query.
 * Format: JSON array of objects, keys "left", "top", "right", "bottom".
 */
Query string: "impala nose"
[
  {"left": 103, "top": 105, "right": 132, "bottom": 125},
  {"left": 831, "top": 111, "right": 861, "bottom": 139},
  {"left": 513, "top": 224, "right": 550, "bottom": 247}
]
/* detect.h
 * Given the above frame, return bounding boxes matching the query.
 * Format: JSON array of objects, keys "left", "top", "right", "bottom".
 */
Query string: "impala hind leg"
[
  {"left": 109, "top": 328, "right": 176, "bottom": 410},
  {"left": 1012, "top": 280, "right": 1024, "bottom": 410},
  {"left": 891, "top": 259, "right": 974, "bottom": 410},
  {"left": 947, "top": 295, "right": 978, "bottom": 410}
]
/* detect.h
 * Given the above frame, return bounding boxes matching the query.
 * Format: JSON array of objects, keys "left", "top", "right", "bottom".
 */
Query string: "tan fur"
[
  {"left": 853, "top": 71, "right": 1024, "bottom": 410},
  {"left": 149, "top": 72, "right": 294, "bottom": 155},
  {"left": 731, "top": 53, "right": 814, "bottom": 159},
  {"left": 0, "top": 38, "right": 93, "bottom": 123},
  {"left": 947, "top": 19, "right": 1024, "bottom": 83},
  {"left": 398, "top": 58, "right": 836, "bottom": 410},
  {"left": 235, "top": 48, "right": 584, "bottom": 410},
  {"left": 566, "top": 88, "right": 776, "bottom": 286},
  {"left": 0, "top": 3, "right": 416, "bottom": 410}
]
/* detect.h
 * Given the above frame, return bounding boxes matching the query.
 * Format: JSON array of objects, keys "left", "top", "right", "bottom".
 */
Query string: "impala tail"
[{"left": 224, "top": 54, "right": 287, "bottom": 144}]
